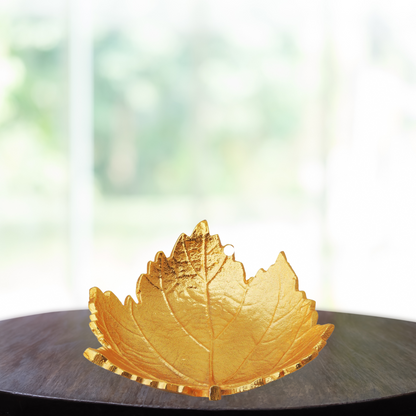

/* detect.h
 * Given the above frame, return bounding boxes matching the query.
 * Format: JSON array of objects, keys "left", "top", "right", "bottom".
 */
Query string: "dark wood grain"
[{"left": 0, "top": 310, "right": 415, "bottom": 415}]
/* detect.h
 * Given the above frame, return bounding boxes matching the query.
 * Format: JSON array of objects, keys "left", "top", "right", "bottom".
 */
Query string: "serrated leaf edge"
[{"left": 84, "top": 285, "right": 334, "bottom": 398}]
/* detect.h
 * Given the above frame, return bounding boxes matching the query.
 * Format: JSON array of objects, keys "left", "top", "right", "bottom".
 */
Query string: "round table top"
[{"left": 0, "top": 310, "right": 415, "bottom": 415}]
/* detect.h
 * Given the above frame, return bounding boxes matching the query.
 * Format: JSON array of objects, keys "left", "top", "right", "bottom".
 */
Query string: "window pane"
[{"left": 0, "top": 0, "right": 71, "bottom": 319}]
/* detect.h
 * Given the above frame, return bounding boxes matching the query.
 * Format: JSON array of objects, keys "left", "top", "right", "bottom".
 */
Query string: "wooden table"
[{"left": 0, "top": 310, "right": 415, "bottom": 415}]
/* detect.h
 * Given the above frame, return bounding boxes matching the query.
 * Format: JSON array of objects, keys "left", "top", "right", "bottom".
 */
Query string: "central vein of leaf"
[{"left": 203, "top": 234, "right": 215, "bottom": 386}]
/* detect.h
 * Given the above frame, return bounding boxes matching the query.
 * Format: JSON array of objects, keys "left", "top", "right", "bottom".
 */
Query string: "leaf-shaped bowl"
[{"left": 84, "top": 220, "right": 334, "bottom": 400}]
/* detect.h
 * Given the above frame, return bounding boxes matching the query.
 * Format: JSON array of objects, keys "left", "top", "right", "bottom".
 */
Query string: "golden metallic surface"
[{"left": 84, "top": 220, "right": 334, "bottom": 400}]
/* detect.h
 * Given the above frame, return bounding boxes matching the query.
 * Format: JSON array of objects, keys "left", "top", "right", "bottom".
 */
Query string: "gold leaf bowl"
[{"left": 84, "top": 220, "right": 334, "bottom": 400}]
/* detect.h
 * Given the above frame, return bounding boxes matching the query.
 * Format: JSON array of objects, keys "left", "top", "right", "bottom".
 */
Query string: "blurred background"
[{"left": 1, "top": 0, "right": 416, "bottom": 321}]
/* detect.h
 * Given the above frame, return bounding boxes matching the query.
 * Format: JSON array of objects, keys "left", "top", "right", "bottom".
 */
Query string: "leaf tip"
[
  {"left": 278, "top": 251, "right": 287, "bottom": 261},
  {"left": 89, "top": 286, "right": 100, "bottom": 299},
  {"left": 124, "top": 294, "right": 136, "bottom": 307},
  {"left": 192, "top": 220, "right": 210, "bottom": 237},
  {"left": 322, "top": 324, "right": 335, "bottom": 341}
]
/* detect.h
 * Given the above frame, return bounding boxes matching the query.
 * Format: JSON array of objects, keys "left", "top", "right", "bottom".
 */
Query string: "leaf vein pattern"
[
  {"left": 107, "top": 345, "right": 162, "bottom": 380},
  {"left": 274, "top": 306, "right": 309, "bottom": 369},
  {"left": 182, "top": 238, "right": 205, "bottom": 281},
  {"left": 145, "top": 276, "right": 160, "bottom": 290},
  {"left": 106, "top": 309, "right": 142, "bottom": 337},
  {"left": 214, "top": 284, "right": 249, "bottom": 340},
  {"left": 129, "top": 301, "right": 203, "bottom": 386},
  {"left": 99, "top": 311, "right": 122, "bottom": 354},
  {"left": 202, "top": 235, "right": 215, "bottom": 385},
  {"left": 222, "top": 275, "right": 283, "bottom": 384},
  {"left": 206, "top": 254, "right": 228, "bottom": 285},
  {"left": 159, "top": 256, "right": 209, "bottom": 352},
  {"left": 96, "top": 308, "right": 161, "bottom": 380},
  {"left": 105, "top": 308, "right": 196, "bottom": 370}
]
